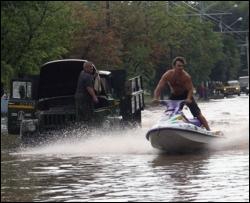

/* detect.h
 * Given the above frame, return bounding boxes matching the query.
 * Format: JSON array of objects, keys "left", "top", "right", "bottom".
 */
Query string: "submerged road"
[{"left": 1, "top": 95, "right": 249, "bottom": 202}]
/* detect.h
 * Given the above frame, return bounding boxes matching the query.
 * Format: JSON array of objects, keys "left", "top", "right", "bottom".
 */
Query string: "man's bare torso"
[{"left": 164, "top": 69, "right": 192, "bottom": 95}]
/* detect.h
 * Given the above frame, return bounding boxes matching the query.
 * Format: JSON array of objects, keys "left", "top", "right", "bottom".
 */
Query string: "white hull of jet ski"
[{"left": 146, "top": 123, "right": 223, "bottom": 153}]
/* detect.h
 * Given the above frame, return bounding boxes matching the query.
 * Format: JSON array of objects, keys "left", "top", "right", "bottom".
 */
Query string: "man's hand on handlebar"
[
  {"left": 152, "top": 99, "right": 160, "bottom": 106},
  {"left": 93, "top": 96, "right": 99, "bottom": 103}
]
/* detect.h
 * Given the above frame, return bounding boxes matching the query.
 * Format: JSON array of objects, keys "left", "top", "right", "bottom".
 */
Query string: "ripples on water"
[{"left": 1, "top": 96, "right": 249, "bottom": 202}]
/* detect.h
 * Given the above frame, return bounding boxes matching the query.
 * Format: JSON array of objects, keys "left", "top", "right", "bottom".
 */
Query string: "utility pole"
[
  {"left": 199, "top": 1, "right": 204, "bottom": 23},
  {"left": 219, "top": 15, "right": 223, "bottom": 32},
  {"left": 106, "top": 1, "right": 110, "bottom": 28},
  {"left": 246, "top": 34, "right": 249, "bottom": 75},
  {"left": 166, "top": 1, "right": 171, "bottom": 13}
]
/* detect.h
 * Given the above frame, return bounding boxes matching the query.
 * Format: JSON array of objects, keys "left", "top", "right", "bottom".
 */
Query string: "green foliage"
[
  {"left": 1, "top": 1, "right": 76, "bottom": 88},
  {"left": 211, "top": 35, "right": 241, "bottom": 82},
  {"left": 1, "top": 1, "right": 248, "bottom": 93}
]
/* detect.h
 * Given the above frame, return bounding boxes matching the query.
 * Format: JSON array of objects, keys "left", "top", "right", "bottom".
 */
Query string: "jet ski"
[{"left": 146, "top": 100, "right": 224, "bottom": 153}]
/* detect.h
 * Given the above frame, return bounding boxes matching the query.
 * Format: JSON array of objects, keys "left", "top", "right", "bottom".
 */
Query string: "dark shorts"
[{"left": 169, "top": 93, "right": 201, "bottom": 117}]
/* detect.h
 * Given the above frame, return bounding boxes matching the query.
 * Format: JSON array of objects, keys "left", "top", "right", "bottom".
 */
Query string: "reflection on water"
[
  {"left": 1, "top": 152, "right": 249, "bottom": 202},
  {"left": 1, "top": 96, "right": 249, "bottom": 202},
  {"left": 151, "top": 152, "right": 249, "bottom": 202}
]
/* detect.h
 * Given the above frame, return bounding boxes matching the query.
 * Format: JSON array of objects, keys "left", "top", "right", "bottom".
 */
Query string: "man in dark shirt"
[{"left": 75, "top": 61, "right": 98, "bottom": 123}]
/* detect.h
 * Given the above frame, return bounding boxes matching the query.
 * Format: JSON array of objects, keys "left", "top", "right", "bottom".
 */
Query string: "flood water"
[{"left": 1, "top": 96, "right": 249, "bottom": 202}]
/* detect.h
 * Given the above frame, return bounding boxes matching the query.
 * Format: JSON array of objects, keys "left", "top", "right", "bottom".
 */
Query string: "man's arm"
[
  {"left": 87, "top": 87, "right": 98, "bottom": 103},
  {"left": 153, "top": 71, "right": 170, "bottom": 100}
]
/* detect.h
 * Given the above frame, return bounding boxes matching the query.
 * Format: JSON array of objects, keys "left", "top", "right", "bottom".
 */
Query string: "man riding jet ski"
[
  {"left": 146, "top": 100, "right": 223, "bottom": 153},
  {"left": 153, "top": 56, "right": 210, "bottom": 130},
  {"left": 146, "top": 57, "right": 223, "bottom": 150}
]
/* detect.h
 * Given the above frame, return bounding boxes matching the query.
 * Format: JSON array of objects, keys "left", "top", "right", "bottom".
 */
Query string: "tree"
[
  {"left": 211, "top": 35, "right": 241, "bottom": 81},
  {"left": 67, "top": 1, "right": 123, "bottom": 70},
  {"left": 1, "top": 1, "right": 75, "bottom": 88},
  {"left": 2, "top": 1, "right": 247, "bottom": 93}
]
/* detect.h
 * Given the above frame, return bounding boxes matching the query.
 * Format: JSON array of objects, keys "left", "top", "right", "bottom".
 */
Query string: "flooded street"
[{"left": 1, "top": 96, "right": 249, "bottom": 202}]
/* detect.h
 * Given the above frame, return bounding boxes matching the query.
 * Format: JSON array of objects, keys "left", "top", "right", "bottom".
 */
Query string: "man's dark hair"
[{"left": 172, "top": 56, "right": 187, "bottom": 67}]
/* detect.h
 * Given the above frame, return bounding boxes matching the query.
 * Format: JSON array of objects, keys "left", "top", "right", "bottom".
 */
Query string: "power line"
[{"left": 177, "top": 1, "right": 245, "bottom": 40}]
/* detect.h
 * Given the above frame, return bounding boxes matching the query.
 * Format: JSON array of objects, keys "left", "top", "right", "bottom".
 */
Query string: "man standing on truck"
[{"left": 75, "top": 61, "right": 99, "bottom": 123}]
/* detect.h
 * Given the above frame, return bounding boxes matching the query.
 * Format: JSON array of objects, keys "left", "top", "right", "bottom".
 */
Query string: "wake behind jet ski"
[{"left": 146, "top": 100, "right": 224, "bottom": 153}]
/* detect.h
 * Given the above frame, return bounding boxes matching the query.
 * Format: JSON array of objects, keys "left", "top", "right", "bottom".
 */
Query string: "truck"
[
  {"left": 7, "top": 59, "right": 144, "bottom": 143},
  {"left": 216, "top": 80, "right": 241, "bottom": 97},
  {"left": 238, "top": 76, "right": 249, "bottom": 95}
]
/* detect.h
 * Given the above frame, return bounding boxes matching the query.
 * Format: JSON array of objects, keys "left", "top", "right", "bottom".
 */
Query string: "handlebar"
[{"left": 158, "top": 99, "right": 186, "bottom": 105}]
